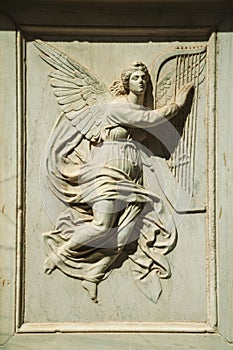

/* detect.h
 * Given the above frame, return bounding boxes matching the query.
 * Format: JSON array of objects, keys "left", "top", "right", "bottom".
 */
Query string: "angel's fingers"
[
  {"left": 187, "top": 82, "right": 194, "bottom": 90},
  {"left": 185, "top": 83, "right": 194, "bottom": 92},
  {"left": 177, "top": 86, "right": 185, "bottom": 94},
  {"left": 180, "top": 83, "right": 193, "bottom": 92}
]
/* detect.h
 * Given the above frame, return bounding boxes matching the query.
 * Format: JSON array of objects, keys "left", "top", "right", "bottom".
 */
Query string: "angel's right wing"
[{"left": 34, "top": 40, "right": 114, "bottom": 142}]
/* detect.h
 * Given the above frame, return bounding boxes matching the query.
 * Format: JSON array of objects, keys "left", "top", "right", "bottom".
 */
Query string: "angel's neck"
[{"left": 126, "top": 92, "right": 144, "bottom": 106}]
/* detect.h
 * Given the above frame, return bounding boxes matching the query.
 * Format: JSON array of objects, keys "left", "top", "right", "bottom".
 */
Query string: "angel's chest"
[{"left": 105, "top": 126, "right": 146, "bottom": 142}]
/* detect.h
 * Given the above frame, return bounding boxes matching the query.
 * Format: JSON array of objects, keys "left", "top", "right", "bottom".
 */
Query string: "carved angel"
[{"left": 35, "top": 40, "right": 194, "bottom": 303}]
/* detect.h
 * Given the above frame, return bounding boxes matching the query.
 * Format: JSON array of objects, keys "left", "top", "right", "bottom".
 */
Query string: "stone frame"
[{"left": 0, "top": 6, "right": 233, "bottom": 349}]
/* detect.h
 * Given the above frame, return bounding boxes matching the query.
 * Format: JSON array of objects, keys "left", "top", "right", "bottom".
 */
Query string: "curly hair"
[{"left": 109, "top": 62, "right": 153, "bottom": 108}]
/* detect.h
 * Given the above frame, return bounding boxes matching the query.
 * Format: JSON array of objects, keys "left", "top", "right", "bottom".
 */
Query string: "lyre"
[{"left": 151, "top": 45, "right": 207, "bottom": 198}]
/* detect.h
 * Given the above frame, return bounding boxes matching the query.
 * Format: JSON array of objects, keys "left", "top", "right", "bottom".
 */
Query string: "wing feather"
[
  {"left": 34, "top": 40, "right": 114, "bottom": 142},
  {"left": 81, "top": 91, "right": 93, "bottom": 101},
  {"left": 39, "top": 54, "right": 74, "bottom": 77},
  {"left": 63, "top": 100, "right": 87, "bottom": 114},
  {"left": 50, "top": 72, "right": 79, "bottom": 84},
  {"left": 81, "top": 117, "right": 96, "bottom": 135},
  {"left": 69, "top": 108, "right": 90, "bottom": 122},
  {"left": 54, "top": 89, "right": 80, "bottom": 97},
  {"left": 70, "top": 114, "right": 83, "bottom": 126},
  {"left": 37, "top": 41, "right": 78, "bottom": 74},
  {"left": 57, "top": 94, "right": 83, "bottom": 105},
  {"left": 51, "top": 80, "right": 78, "bottom": 89}
]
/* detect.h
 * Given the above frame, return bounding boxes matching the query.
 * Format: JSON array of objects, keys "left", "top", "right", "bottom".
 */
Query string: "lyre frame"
[{"left": 150, "top": 45, "right": 207, "bottom": 197}]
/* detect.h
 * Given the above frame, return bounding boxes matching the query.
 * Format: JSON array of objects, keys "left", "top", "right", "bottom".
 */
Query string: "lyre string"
[
  {"left": 183, "top": 54, "right": 192, "bottom": 191},
  {"left": 186, "top": 53, "right": 197, "bottom": 194},
  {"left": 173, "top": 52, "right": 202, "bottom": 195},
  {"left": 176, "top": 56, "right": 182, "bottom": 182},
  {"left": 173, "top": 55, "right": 181, "bottom": 179},
  {"left": 167, "top": 48, "right": 205, "bottom": 195},
  {"left": 184, "top": 54, "right": 193, "bottom": 192},
  {"left": 180, "top": 54, "right": 189, "bottom": 190},
  {"left": 190, "top": 52, "right": 201, "bottom": 194}
]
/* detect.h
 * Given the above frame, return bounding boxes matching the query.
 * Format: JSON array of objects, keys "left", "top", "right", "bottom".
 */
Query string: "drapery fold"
[{"left": 41, "top": 103, "right": 177, "bottom": 302}]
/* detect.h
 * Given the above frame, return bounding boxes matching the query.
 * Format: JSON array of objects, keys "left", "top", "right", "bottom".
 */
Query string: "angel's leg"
[
  {"left": 44, "top": 200, "right": 122, "bottom": 277},
  {"left": 92, "top": 199, "right": 122, "bottom": 231},
  {"left": 62, "top": 199, "right": 122, "bottom": 250},
  {"left": 80, "top": 200, "right": 145, "bottom": 302},
  {"left": 80, "top": 199, "right": 122, "bottom": 302},
  {"left": 46, "top": 200, "right": 142, "bottom": 302}
]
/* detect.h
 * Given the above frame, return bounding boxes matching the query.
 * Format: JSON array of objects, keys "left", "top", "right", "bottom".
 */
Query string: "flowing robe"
[{"left": 42, "top": 101, "right": 178, "bottom": 293}]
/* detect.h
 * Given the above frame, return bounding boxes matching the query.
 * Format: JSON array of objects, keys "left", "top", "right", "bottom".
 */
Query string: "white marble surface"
[
  {"left": 0, "top": 11, "right": 233, "bottom": 350},
  {"left": 24, "top": 40, "right": 207, "bottom": 324}
]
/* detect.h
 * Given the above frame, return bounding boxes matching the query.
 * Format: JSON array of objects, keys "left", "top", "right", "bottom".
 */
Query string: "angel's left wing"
[{"left": 34, "top": 40, "right": 114, "bottom": 142}]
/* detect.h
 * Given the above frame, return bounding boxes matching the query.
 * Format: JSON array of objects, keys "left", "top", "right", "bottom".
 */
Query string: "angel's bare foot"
[
  {"left": 44, "top": 257, "right": 56, "bottom": 275},
  {"left": 82, "top": 280, "right": 98, "bottom": 303}
]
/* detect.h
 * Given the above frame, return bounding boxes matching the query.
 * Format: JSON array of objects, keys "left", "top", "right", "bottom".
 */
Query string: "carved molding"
[
  {"left": 20, "top": 25, "right": 212, "bottom": 41},
  {"left": 19, "top": 322, "right": 215, "bottom": 333},
  {"left": 15, "top": 29, "right": 217, "bottom": 334}
]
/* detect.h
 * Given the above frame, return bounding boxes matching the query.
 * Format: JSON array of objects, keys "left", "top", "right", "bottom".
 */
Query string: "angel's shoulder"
[
  {"left": 109, "top": 96, "right": 128, "bottom": 104},
  {"left": 107, "top": 96, "right": 145, "bottom": 109}
]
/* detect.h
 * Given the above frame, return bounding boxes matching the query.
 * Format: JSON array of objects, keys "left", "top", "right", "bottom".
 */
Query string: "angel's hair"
[{"left": 109, "top": 62, "right": 154, "bottom": 108}]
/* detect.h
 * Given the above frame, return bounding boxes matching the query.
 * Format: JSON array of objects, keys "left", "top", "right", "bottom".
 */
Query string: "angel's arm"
[
  {"left": 109, "top": 83, "right": 193, "bottom": 128},
  {"left": 108, "top": 102, "right": 178, "bottom": 128}
]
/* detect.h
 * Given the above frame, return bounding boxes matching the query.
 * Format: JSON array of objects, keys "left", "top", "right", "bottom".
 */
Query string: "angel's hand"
[{"left": 175, "top": 83, "right": 194, "bottom": 108}]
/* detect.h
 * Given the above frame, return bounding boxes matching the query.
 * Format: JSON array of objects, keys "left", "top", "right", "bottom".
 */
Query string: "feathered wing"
[
  {"left": 34, "top": 40, "right": 114, "bottom": 142},
  {"left": 154, "top": 48, "right": 206, "bottom": 109}
]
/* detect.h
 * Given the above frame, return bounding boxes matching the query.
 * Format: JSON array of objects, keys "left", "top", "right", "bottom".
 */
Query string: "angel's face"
[{"left": 128, "top": 70, "right": 147, "bottom": 95}]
